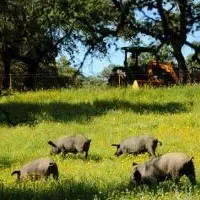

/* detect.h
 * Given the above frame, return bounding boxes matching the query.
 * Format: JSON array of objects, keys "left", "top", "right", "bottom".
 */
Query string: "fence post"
[{"left": 9, "top": 74, "right": 12, "bottom": 91}]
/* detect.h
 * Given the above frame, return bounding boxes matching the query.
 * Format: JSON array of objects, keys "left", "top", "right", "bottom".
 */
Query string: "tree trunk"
[
  {"left": 172, "top": 46, "right": 190, "bottom": 84},
  {"left": 1, "top": 52, "right": 11, "bottom": 89},
  {"left": 25, "top": 61, "right": 38, "bottom": 90}
]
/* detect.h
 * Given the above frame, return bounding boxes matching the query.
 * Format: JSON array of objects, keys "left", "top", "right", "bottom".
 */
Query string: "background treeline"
[
  {"left": 1, "top": 0, "right": 200, "bottom": 90},
  {"left": 6, "top": 57, "right": 84, "bottom": 90}
]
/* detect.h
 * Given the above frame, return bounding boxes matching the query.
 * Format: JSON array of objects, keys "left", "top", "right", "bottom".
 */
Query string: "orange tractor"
[{"left": 108, "top": 46, "right": 179, "bottom": 87}]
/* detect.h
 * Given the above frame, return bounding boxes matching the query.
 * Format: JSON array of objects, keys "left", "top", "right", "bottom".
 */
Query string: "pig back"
[
  {"left": 132, "top": 157, "right": 166, "bottom": 184},
  {"left": 73, "top": 135, "right": 89, "bottom": 151},
  {"left": 20, "top": 158, "right": 54, "bottom": 178},
  {"left": 156, "top": 152, "right": 192, "bottom": 173},
  {"left": 56, "top": 135, "right": 88, "bottom": 150},
  {"left": 56, "top": 136, "right": 74, "bottom": 149},
  {"left": 139, "top": 157, "right": 164, "bottom": 177},
  {"left": 121, "top": 135, "right": 154, "bottom": 152}
]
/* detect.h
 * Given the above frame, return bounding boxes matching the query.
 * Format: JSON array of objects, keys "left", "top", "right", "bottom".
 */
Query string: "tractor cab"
[{"left": 108, "top": 46, "right": 179, "bottom": 87}]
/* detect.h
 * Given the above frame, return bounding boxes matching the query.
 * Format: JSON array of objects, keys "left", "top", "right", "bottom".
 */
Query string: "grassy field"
[{"left": 1, "top": 85, "right": 200, "bottom": 199}]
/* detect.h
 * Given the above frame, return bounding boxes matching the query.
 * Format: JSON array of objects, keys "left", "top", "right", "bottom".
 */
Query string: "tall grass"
[{"left": 1, "top": 85, "right": 200, "bottom": 199}]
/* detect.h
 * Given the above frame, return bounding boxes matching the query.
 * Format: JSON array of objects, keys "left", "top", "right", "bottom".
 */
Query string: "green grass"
[{"left": 1, "top": 85, "right": 200, "bottom": 199}]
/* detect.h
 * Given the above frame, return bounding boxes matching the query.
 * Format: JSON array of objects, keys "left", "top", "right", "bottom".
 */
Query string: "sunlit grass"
[{"left": 1, "top": 85, "right": 200, "bottom": 199}]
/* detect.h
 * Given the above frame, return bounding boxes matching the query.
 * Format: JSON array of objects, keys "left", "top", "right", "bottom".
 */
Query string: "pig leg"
[
  {"left": 47, "top": 164, "right": 59, "bottom": 180},
  {"left": 152, "top": 141, "right": 158, "bottom": 156},
  {"left": 148, "top": 140, "right": 160, "bottom": 157},
  {"left": 85, "top": 150, "right": 89, "bottom": 159},
  {"left": 186, "top": 173, "right": 196, "bottom": 185},
  {"left": 60, "top": 147, "right": 67, "bottom": 158},
  {"left": 147, "top": 146, "right": 156, "bottom": 158},
  {"left": 133, "top": 170, "right": 141, "bottom": 183},
  {"left": 142, "top": 176, "right": 158, "bottom": 185},
  {"left": 51, "top": 167, "right": 59, "bottom": 180},
  {"left": 182, "top": 161, "right": 196, "bottom": 185},
  {"left": 170, "top": 171, "right": 180, "bottom": 183},
  {"left": 187, "top": 174, "right": 196, "bottom": 185}
]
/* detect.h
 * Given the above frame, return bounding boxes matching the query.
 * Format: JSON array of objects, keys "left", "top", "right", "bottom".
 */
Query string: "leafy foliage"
[
  {"left": 111, "top": 0, "right": 200, "bottom": 82},
  {"left": 1, "top": 0, "right": 200, "bottom": 89},
  {"left": 0, "top": 0, "right": 119, "bottom": 89},
  {"left": 98, "top": 64, "right": 122, "bottom": 80}
]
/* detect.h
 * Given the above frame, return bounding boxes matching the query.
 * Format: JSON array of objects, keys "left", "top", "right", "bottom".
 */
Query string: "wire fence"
[
  {"left": 0, "top": 73, "right": 82, "bottom": 90},
  {"left": 1, "top": 70, "right": 200, "bottom": 90}
]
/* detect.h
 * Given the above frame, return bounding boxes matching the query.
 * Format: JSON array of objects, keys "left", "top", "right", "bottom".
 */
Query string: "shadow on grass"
[
  {"left": 1, "top": 179, "right": 199, "bottom": 200},
  {"left": 87, "top": 154, "right": 103, "bottom": 162},
  {"left": 127, "top": 180, "right": 199, "bottom": 197},
  {"left": 57, "top": 153, "right": 103, "bottom": 162},
  {"left": 0, "top": 179, "right": 127, "bottom": 200},
  {"left": 0, "top": 156, "right": 15, "bottom": 169},
  {"left": 0, "top": 99, "right": 190, "bottom": 126}
]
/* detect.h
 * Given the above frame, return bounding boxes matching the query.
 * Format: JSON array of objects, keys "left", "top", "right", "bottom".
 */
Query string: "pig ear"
[
  {"left": 48, "top": 141, "right": 57, "bottom": 148},
  {"left": 112, "top": 144, "right": 120, "bottom": 148},
  {"left": 132, "top": 162, "right": 138, "bottom": 166},
  {"left": 49, "top": 161, "right": 55, "bottom": 166}
]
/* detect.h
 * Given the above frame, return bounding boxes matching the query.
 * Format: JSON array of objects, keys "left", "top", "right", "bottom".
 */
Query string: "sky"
[
  {"left": 73, "top": 34, "right": 199, "bottom": 77},
  {"left": 78, "top": 40, "right": 130, "bottom": 77},
  {"left": 73, "top": 1, "right": 200, "bottom": 77},
  {"left": 60, "top": 7, "right": 200, "bottom": 77}
]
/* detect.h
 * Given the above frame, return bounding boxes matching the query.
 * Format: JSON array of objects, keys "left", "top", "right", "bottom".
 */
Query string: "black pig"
[
  {"left": 130, "top": 152, "right": 196, "bottom": 185},
  {"left": 11, "top": 157, "right": 59, "bottom": 181},
  {"left": 112, "top": 135, "right": 162, "bottom": 157},
  {"left": 48, "top": 135, "right": 91, "bottom": 158}
]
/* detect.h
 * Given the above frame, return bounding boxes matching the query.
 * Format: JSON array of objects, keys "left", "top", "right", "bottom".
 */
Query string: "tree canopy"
[
  {"left": 1, "top": 0, "right": 200, "bottom": 90},
  {"left": 0, "top": 0, "right": 119, "bottom": 89},
  {"left": 111, "top": 0, "right": 200, "bottom": 82}
]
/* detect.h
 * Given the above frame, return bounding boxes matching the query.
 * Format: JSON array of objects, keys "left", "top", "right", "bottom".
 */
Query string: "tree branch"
[
  {"left": 178, "top": 1, "right": 187, "bottom": 42},
  {"left": 156, "top": 0, "right": 170, "bottom": 39},
  {"left": 72, "top": 47, "right": 93, "bottom": 80},
  {"left": 185, "top": 40, "right": 200, "bottom": 63}
]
